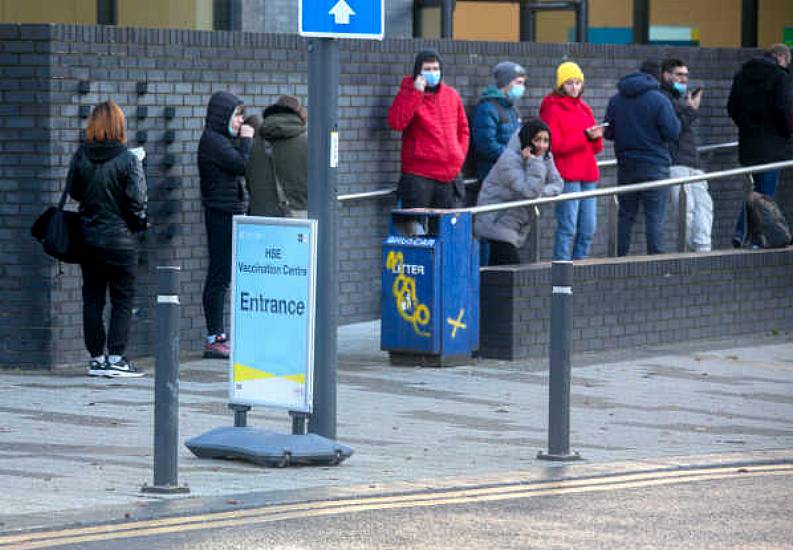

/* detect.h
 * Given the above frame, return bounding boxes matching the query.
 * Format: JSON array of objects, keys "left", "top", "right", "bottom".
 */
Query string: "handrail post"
[
  {"left": 531, "top": 205, "right": 541, "bottom": 263},
  {"left": 608, "top": 195, "right": 619, "bottom": 257},
  {"left": 676, "top": 184, "right": 688, "bottom": 253}
]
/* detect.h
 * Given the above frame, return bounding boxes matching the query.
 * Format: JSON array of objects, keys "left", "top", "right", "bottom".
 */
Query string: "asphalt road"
[{"left": 5, "top": 462, "right": 791, "bottom": 549}]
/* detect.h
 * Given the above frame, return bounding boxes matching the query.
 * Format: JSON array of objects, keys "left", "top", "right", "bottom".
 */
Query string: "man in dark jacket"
[
  {"left": 605, "top": 62, "right": 681, "bottom": 255},
  {"left": 660, "top": 57, "right": 713, "bottom": 252},
  {"left": 387, "top": 48, "right": 469, "bottom": 231},
  {"left": 198, "top": 91, "right": 254, "bottom": 358},
  {"left": 247, "top": 95, "right": 308, "bottom": 218},
  {"left": 727, "top": 43, "right": 793, "bottom": 247}
]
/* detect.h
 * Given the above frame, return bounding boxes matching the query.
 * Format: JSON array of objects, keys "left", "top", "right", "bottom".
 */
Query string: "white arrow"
[{"left": 329, "top": 0, "right": 355, "bottom": 25}]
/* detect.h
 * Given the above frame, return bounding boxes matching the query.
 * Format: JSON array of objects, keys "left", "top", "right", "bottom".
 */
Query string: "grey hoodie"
[{"left": 474, "top": 140, "right": 563, "bottom": 248}]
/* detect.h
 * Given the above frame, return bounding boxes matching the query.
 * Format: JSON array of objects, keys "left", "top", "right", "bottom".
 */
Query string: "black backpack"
[{"left": 745, "top": 191, "right": 792, "bottom": 248}]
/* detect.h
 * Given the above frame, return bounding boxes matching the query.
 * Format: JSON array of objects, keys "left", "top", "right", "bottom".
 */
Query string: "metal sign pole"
[{"left": 307, "top": 37, "right": 339, "bottom": 440}]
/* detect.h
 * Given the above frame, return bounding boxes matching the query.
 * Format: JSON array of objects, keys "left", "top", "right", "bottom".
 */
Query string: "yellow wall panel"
[
  {"left": 118, "top": 0, "right": 212, "bottom": 30},
  {"left": 454, "top": 2, "right": 518, "bottom": 42},
  {"left": 758, "top": 0, "right": 793, "bottom": 47},
  {"left": 589, "top": 0, "right": 631, "bottom": 28},
  {"left": 650, "top": 0, "right": 741, "bottom": 47},
  {"left": 0, "top": 0, "right": 94, "bottom": 24},
  {"left": 536, "top": 10, "right": 574, "bottom": 43},
  {"left": 419, "top": 7, "right": 441, "bottom": 39}
]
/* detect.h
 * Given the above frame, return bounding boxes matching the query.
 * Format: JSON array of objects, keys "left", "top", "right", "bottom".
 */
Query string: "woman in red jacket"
[{"left": 540, "top": 61, "right": 604, "bottom": 260}]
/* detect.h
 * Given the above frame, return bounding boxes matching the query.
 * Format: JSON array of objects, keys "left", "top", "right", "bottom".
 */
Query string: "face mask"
[
  {"left": 421, "top": 70, "right": 441, "bottom": 87},
  {"left": 672, "top": 81, "right": 687, "bottom": 95},
  {"left": 228, "top": 109, "right": 240, "bottom": 137},
  {"left": 507, "top": 84, "right": 525, "bottom": 101}
]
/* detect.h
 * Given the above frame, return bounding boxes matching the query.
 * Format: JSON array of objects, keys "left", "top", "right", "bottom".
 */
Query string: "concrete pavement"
[{"left": 0, "top": 321, "right": 792, "bottom": 530}]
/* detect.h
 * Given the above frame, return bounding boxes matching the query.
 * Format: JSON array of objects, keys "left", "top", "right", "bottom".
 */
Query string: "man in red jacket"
[{"left": 388, "top": 49, "right": 470, "bottom": 217}]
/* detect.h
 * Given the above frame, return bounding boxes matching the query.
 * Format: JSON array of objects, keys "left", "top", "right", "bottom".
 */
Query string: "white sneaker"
[
  {"left": 105, "top": 357, "right": 145, "bottom": 378},
  {"left": 88, "top": 358, "right": 108, "bottom": 377}
]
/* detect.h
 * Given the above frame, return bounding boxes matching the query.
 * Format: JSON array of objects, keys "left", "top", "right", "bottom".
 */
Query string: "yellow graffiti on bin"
[{"left": 386, "top": 250, "right": 431, "bottom": 337}]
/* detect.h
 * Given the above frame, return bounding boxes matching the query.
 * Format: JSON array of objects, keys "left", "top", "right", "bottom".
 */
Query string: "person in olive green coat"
[{"left": 246, "top": 95, "right": 308, "bottom": 217}]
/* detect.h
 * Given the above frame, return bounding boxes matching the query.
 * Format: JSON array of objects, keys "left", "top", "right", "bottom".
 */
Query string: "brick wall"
[
  {"left": 0, "top": 23, "right": 789, "bottom": 368},
  {"left": 480, "top": 249, "right": 793, "bottom": 360}
]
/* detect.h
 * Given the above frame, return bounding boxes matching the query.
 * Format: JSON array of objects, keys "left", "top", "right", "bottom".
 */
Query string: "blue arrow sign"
[{"left": 299, "top": 0, "right": 384, "bottom": 40}]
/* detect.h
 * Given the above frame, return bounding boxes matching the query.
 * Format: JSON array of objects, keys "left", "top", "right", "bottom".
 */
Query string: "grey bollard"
[
  {"left": 142, "top": 266, "right": 189, "bottom": 494},
  {"left": 538, "top": 261, "right": 581, "bottom": 461}
]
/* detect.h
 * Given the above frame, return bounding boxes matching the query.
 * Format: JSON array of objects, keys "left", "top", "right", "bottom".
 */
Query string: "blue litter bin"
[{"left": 381, "top": 209, "right": 479, "bottom": 366}]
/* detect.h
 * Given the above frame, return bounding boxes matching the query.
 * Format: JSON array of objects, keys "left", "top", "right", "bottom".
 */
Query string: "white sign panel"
[{"left": 229, "top": 216, "right": 318, "bottom": 412}]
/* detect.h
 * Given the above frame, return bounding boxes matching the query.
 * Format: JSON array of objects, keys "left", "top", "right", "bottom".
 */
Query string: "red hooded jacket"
[
  {"left": 387, "top": 76, "right": 470, "bottom": 183},
  {"left": 539, "top": 93, "right": 603, "bottom": 183}
]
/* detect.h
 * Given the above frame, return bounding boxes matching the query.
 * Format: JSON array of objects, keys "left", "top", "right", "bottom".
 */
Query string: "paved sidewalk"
[{"left": 1, "top": 322, "right": 792, "bottom": 528}]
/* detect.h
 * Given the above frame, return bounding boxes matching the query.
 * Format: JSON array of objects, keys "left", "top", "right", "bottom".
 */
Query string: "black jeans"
[
  {"left": 487, "top": 240, "right": 520, "bottom": 266},
  {"left": 397, "top": 173, "right": 459, "bottom": 209},
  {"left": 80, "top": 247, "right": 136, "bottom": 357},
  {"left": 203, "top": 207, "right": 233, "bottom": 336}
]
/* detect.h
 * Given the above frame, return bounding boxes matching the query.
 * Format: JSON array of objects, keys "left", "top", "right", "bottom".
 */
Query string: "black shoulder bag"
[{"left": 30, "top": 177, "right": 84, "bottom": 264}]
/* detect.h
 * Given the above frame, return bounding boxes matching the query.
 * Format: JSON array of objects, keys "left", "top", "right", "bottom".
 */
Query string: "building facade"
[{"left": 2, "top": 1, "right": 791, "bottom": 47}]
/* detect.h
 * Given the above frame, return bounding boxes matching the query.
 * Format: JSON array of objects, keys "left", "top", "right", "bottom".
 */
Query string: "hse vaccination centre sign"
[
  {"left": 299, "top": 0, "right": 384, "bottom": 40},
  {"left": 230, "top": 216, "right": 318, "bottom": 413}
]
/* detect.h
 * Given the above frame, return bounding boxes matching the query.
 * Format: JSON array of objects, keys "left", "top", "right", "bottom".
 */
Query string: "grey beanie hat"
[{"left": 493, "top": 61, "right": 527, "bottom": 89}]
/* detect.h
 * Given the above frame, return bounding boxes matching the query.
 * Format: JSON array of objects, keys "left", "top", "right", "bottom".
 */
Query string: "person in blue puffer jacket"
[
  {"left": 472, "top": 61, "right": 526, "bottom": 184},
  {"left": 471, "top": 61, "right": 526, "bottom": 265}
]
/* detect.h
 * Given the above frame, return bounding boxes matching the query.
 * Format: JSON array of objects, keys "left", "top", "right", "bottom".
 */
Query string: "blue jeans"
[
  {"left": 553, "top": 181, "right": 597, "bottom": 260},
  {"left": 617, "top": 161, "right": 670, "bottom": 256},
  {"left": 733, "top": 170, "right": 780, "bottom": 245}
]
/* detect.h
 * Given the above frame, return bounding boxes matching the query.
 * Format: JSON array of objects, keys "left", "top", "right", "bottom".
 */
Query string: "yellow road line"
[{"left": 2, "top": 464, "right": 791, "bottom": 549}]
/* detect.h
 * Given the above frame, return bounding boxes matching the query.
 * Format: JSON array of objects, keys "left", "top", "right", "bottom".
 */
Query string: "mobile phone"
[{"left": 529, "top": 143, "right": 538, "bottom": 155}]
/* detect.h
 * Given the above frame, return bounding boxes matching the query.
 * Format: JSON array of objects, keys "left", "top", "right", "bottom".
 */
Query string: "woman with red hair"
[{"left": 68, "top": 100, "right": 148, "bottom": 378}]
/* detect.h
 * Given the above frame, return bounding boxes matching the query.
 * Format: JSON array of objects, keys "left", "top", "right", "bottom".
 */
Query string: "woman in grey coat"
[{"left": 475, "top": 118, "right": 563, "bottom": 265}]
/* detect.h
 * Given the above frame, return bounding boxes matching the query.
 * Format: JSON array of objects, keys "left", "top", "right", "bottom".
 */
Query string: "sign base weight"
[{"left": 186, "top": 427, "right": 353, "bottom": 468}]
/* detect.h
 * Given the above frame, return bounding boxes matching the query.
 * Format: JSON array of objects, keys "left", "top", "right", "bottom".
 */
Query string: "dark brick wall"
[
  {"left": 480, "top": 249, "right": 793, "bottom": 360},
  {"left": 0, "top": 23, "right": 790, "bottom": 368}
]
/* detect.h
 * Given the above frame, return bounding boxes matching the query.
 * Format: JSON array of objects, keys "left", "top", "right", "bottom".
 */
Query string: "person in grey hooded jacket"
[{"left": 475, "top": 119, "right": 563, "bottom": 265}]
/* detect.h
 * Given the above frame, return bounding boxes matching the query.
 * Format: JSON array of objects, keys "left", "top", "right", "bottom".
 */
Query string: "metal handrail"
[
  {"left": 422, "top": 159, "right": 793, "bottom": 216},
  {"left": 391, "top": 157, "right": 792, "bottom": 260},
  {"left": 337, "top": 188, "right": 396, "bottom": 202},
  {"left": 336, "top": 141, "right": 738, "bottom": 203},
  {"left": 595, "top": 141, "right": 737, "bottom": 169}
]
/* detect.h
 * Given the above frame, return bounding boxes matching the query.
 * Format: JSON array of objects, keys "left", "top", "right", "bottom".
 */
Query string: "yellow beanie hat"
[{"left": 556, "top": 61, "right": 585, "bottom": 89}]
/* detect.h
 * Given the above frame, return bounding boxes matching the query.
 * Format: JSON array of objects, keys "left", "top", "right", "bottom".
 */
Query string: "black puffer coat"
[
  {"left": 68, "top": 142, "right": 147, "bottom": 251},
  {"left": 660, "top": 81, "right": 699, "bottom": 168},
  {"left": 198, "top": 91, "right": 252, "bottom": 213},
  {"left": 727, "top": 55, "right": 793, "bottom": 165}
]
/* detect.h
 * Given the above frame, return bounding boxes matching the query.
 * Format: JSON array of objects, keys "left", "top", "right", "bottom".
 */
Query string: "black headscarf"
[{"left": 518, "top": 118, "right": 552, "bottom": 159}]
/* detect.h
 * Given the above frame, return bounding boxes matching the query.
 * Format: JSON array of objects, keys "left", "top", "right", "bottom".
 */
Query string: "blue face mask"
[
  {"left": 421, "top": 70, "right": 441, "bottom": 87},
  {"left": 507, "top": 84, "right": 525, "bottom": 101},
  {"left": 672, "top": 81, "right": 687, "bottom": 95},
  {"left": 228, "top": 110, "right": 239, "bottom": 137}
]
